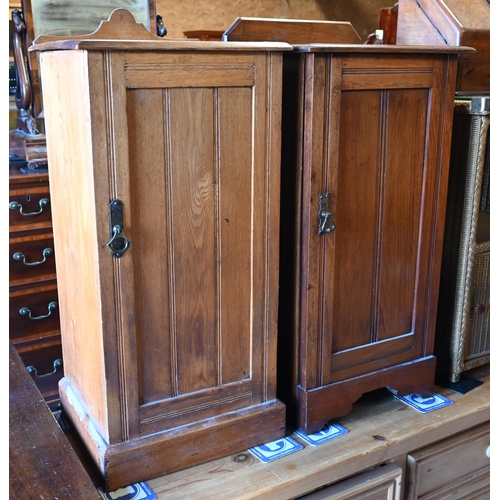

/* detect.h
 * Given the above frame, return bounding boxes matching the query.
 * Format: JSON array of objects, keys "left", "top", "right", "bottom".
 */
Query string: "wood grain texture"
[
  {"left": 396, "top": 0, "right": 447, "bottom": 46},
  {"left": 9, "top": 185, "right": 52, "bottom": 232},
  {"left": 39, "top": 49, "right": 112, "bottom": 442},
  {"left": 223, "top": 17, "right": 361, "bottom": 44},
  {"left": 397, "top": 0, "right": 489, "bottom": 91},
  {"left": 298, "top": 357, "right": 436, "bottom": 433},
  {"left": 125, "top": 51, "right": 257, "bottom": 88},
  {"left": 9, "top": 342, "right": 100, "bottom": 499},
  {"left": 415, "top": 0, "right": 489, "bottom": 47},
  {"left": 9, "top": 283, "right": 60, "bottom": 343}
]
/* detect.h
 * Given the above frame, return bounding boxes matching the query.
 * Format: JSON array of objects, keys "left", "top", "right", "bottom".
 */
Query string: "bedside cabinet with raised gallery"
[
  {"left": 224, "top": 18, "right": 473, "bottom": 435},
  {"left": 32, "top": 9, "right": 290, "bottom": 490},
  {"left": 9, "top": 158, "right": 62, "bottom": 409}
]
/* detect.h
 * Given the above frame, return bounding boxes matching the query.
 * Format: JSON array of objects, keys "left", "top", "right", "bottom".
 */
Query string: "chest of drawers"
[{"left": 9, "top": 161, "right": 62, "bottom": 408}]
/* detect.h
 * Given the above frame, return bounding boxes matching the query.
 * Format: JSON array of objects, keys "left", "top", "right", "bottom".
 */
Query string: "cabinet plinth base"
[
  {"left": 59, "top": 378, "right": 286, "bottom": 491},
  {"left": 297, "top": 356, "right": 437, "bottom": 434}
]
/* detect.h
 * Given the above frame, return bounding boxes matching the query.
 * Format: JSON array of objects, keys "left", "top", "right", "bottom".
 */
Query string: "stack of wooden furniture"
[{"left": 397, "top": 0, "right": 490, "bottom": 382}]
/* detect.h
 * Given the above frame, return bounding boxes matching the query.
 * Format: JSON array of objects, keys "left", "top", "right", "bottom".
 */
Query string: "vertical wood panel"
[
  {"left": 127, "top": 88, "right": 173, "bottom": 404},
  {"left": 170, "top": 88, "right": 217, "bottom": 395},
  {"left": 321, "top": 55, "right": 343, "bottom": 385},
  {"left": 331, "top": 90, "right": 380, "bottom": 353},
  {"left": 377, "top": 89, "right": 428, "bottom": 340},
  {"left": 300, "top": 54, "right": 326, "bottom": 389},
  {"left": 250, "top": 53, "right": 268, "bottom": 401},
  {"left": 218, "top": 87, "right": 252, "bottom": 384}
]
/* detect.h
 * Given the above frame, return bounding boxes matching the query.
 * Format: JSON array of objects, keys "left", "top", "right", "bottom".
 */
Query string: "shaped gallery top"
[{"left": 30, "top": 9, "right": 292, "bottom": 53}]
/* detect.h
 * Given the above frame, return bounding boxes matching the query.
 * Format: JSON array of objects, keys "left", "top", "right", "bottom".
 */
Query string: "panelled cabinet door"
[
  {"left": 308, "top": 54, "right": 444, "bottom": 383},
  {"left": 113, "top": 49, "right": 282, "bottom": 437},
  {"left": 35, "top": 8, "right": 287, "bottom": 490},
  {"left": 286, "top": 50, "right": 459, "bottom": 433}
]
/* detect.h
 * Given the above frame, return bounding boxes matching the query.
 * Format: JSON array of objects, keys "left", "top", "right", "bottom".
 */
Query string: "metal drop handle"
[
  {"left": 318, "top": 193, "right": 336, "bottom": 235},
  {"left": 19, "top": 301, "right": 58, "bottom": 320},
  {"left": 106, "top": 200, "right": 132, "bottom": 258},
  {"left": 13, "top": 247, "right": 53, "bottom": 266},
  {"left": 107, "top": 224, "right": 132, "bottom": 258},
  {"left": 27, "top": 359, "right": 62, "bottom": 378},
  {"left": 9, "top": 198, "right": 49, "bottom": 216}
]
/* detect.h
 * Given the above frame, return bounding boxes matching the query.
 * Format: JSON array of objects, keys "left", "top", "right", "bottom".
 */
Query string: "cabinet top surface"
[
  {"left": 292, "top": 43, "right": 475, "bottom": 54},
  {"left": 31, "top": 39, "right": 294, "bottom": 53}
]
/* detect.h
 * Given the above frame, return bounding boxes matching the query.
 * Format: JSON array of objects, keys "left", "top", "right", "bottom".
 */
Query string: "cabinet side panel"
[
  {"left": 39, "top": 51, "right": 109, "bottom": 437},
  {"left": 377, "top": 89, "right": 428, "bottom": 340},
  {"left": 169, "top": 88, "right": 218, "bottom": 396},
  {"left": 127, "top": 88, "right": 173, "bottom": 404},
  {"left": 331, "top": 90, "right": 380, "bottom": 352},
  {"left": 218, "top": 87, "right": 252, "bottom": 385}
]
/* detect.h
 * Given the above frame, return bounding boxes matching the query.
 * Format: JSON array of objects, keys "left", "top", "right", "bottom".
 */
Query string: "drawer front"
[
  {"left": 298, "top": 463, "right": 402, "bottom": 500},
  {"left": 9, "top": 187, "right": 52, "bottom": 232},
  {"left": 9, "top": 232, "right": 56, "bottom": 285},
  {"left": 406, "top": 423, "right": 490, "bottom": 499},
  {"left": 9, "top": 286, "right": 60, "bottom": 343},
  {"left": 17, "top": 341, "right": 63, "bottom": 408}
]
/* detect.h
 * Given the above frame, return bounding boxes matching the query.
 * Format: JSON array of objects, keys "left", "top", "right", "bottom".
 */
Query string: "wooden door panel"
[
  {"left": 330, "top": 90, "right": 380, "bottom": 353},
  {"left": 126, "top": 85, "right": 255, "bottom": 422},
  {"left": 127, "top": 87, "right": 174, "bottom": 404},
  {"left": 124, "top": 51, "right": 256, "bottom": 88},
  {"left": 169, "top": 87, "right": 219, "bottom": 396},
  {"left": 378, "top": 88, "right": 428, "bottom": 341},
  {"left": 218, "top": 87, "right": 253, "bottom": 385},
  {"left": 323, "top": 70, "right": 434, "bottom": 383},
  {"left": 329, "top": 333, "right": 415, "bottom": 383}
]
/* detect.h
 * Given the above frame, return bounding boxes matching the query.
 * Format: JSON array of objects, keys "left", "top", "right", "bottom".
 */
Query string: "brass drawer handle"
[
  {"left": 27, "top": 359, "right": 62, "bottom": 378},
  {"left": 13, "top": 247, "right": 53, "bottom": 266},
  {"left": 19, "top": 301, "right": 58, "bottom": 320},
  {"left": 9, "top": 198, "right": 49, "bottom": 216}
]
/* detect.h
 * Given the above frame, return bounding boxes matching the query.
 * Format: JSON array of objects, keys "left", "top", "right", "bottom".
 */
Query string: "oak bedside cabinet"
[
  {"left": 278, "top": 44, "right": 471, "bottom": 434},
  {"left": 225, "top": 18, "right": 473, "bottom": 434},
  {"left": 32, "top": 9, "right": 290, "bottom": 490}
]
